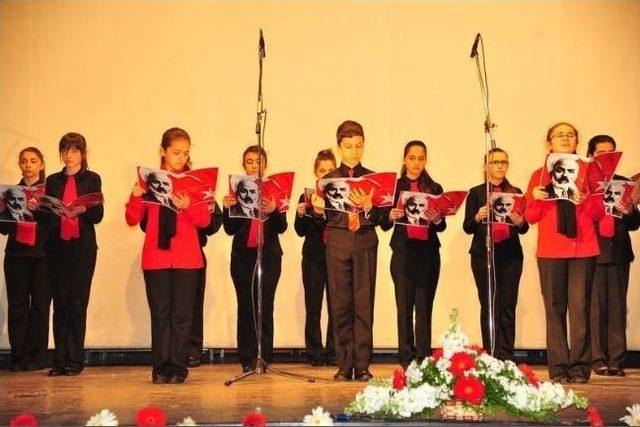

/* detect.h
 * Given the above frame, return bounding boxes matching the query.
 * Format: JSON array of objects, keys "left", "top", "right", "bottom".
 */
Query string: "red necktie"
[
  {"left": 60, "top": 176, "right": 80, "bottom": 241},
  {"left": 16, "top": 221, "right": 36, "bottom": 246},
  {"left": 247, "top": 219, "right": 262, "bottom": 248},
  {"left": 406, "top": 180, "right": 428, "bottom": 240},
  {"left": 491, "top": 186, "right": 510, "bottom": 244},
  {"left": 599, "top": 215, "right": 615, "bottom": 238},
  {"left": 347, "top": 168, "right": 360, "bottom": 232}
]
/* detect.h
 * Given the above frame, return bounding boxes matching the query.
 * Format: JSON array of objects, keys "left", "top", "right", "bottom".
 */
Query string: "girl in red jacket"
[
  {"left": 126, "top": 128, "right": 211, "bottom": 384},
  {"left": 525, "top": 122, "right": 604, "bottom": 384}
]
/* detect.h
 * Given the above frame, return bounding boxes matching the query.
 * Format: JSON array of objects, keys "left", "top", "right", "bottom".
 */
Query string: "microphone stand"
[
  {"left": 225, "top": 30, "right": 315, "bottom": 386},
  {"left": 471, "top": 33, "right": 497, "bottom": 356}
]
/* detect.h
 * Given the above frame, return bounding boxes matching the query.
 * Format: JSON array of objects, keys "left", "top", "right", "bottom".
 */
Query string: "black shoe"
[
  {"left": 25, "top": 363, "right": 45, "bottom": 372},
  {"left": 9, "top": 362, "right": 24, "bottom": 372},
  {"left": 187, "top": 356, "right": 201, "bottom": 368},
  {"left": 333, "top": 369, "right": 353, "bottom": 381},
  {"left": 48, "top": 367, "right": 67, "bottom": 376},
  {"left": 354, "top": 368, "right": 373, "bottom": 382},
  {"left": 570, "top": 374, "right": 589, "bottom": 384},
  {"left": 550, "top": 375, "right": 570, "bottom": 384},
  {"left": 168, "top": 373, "right": 187, "bottom": 383},
  {"left": 593, "top": 363, "right": 609, "bottom": 376},
  {"left": 608, "top": 367, "right": 625, "bottom": 377},
  {"left": 310, "top": 359, "right": 324, "bottom": 367},
  {"left": 65, "top": 366, "right": 83, "bottom": 376}
]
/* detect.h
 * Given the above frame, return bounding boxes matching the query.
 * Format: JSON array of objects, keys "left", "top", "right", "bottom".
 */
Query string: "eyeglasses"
[
  {"left": 551, "top": 132, "right": 576, "bottom": 140},
  {"left": 489, "top": 160, "right": 509, "bottom": 166}
]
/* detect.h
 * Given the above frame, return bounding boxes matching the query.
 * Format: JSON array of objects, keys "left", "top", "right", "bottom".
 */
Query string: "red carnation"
[
  {"left": 518, "top": 364, "right": 539, "bottom": 388},
  {"left": 392, "top": 367, "right": 407, "bottom": 390},
  {"left": 453, "top": 376, "right": 485, "bottom": 405},
  {"left": 468, "top": 344, "right": 485, "bottom": 355},
  {"left": 135, "top": 406, "right": 166, "bottom": 426},
  {"left": 449, "top": 352, "right": 476, "bottom": 376},
  {"left": 587, "top": 406, "right": 604, "bottom": 427},
  {"left": 242, "top": 412, "right": 266, "bottom": 427},
  {"left": 431, "top": 348, "right": 443, "bottom": 361},
  {"left": 10, "top": 414, "right": 38, "bottom": 427}
]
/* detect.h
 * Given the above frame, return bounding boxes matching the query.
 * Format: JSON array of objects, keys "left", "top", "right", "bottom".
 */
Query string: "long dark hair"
[
  {"left": 586, "top": 134, "right": 616, "bottom": 157},
  {"left": 160, "top": 127, "right": 192, "bottom": 170},
  {"left": 484, "top": 147, "right": 516, "bottom": 192},
  {"left": 401, "top": 140, "right": 436, "bottom": 193},
  {"left": 59, "top": 132, "right": 88, "bottom": 170},
  {"left": 19, "top": 147, "right": 46, "bottom": 181},
  {"left": 313, "top": 149, "right": 336, "bottom": 172}
]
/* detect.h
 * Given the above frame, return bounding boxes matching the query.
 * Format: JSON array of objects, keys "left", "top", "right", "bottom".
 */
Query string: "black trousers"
[
  {"left": 538, "top": 257, "right": 595, "bottom": 378},
  {"left": 302, "top": 254, "right": 334, "bottom": 361},
  {"left": 326, "top": 229, "right": 378, "bottom": 372},
  {"left": 188, "top": 254, "right": 207, "bottom": 360},
  {"left": 390, "top": 246, "right": 440, "bottom": 367},
  {"left": 4, "top": 256, "right": 50, "bottom": 366},
  {"left": 230, "top": 254, "right": 281, "bottom": 367},
  {"left": 48, "top": 248, "right": 97, "bottom": 370},
  {"left": 471, "top": 256, "right": 522, "bottom": 360},
  {"left": 590, "top": 262, "right": 630, "bottom": 369},
  {"left": 144, "top": 268, "right": 199, "bottom": 373}
]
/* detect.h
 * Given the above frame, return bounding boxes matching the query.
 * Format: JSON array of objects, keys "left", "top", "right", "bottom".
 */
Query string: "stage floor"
[{"left": 1, "top": 364, "right": 639, "bottom": 425}]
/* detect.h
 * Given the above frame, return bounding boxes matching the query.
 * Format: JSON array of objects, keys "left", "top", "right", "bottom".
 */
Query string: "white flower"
[
  {"left": 359, "top": 385, "right": 392, "bottom": 414},
  {"left": 303, "top": 407, "right": 333, "bottom": 426},
  {"left": 176, "top": 416, "right": 197, "bottom": 426},
  {"left": 405, "top": 362, "right": 423, "bottom": 385},
  {"left": 621, "top": 404, "right": 640, "bottom": 426},
  {"left": 86, "top": 409, "right": 118, "bottom": 426}
]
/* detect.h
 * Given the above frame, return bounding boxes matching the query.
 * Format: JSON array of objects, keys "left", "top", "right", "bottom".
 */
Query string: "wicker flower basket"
[{"left": 440, "top": 401, "right": 484, "bottom": 422}]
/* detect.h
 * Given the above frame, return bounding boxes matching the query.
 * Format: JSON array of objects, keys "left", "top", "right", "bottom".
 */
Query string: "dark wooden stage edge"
[{"left": 1, "top": 364, "right": 639, "bottom": 425}]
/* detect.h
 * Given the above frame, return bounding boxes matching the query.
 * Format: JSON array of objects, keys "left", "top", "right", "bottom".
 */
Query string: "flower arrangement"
[{"left": 345, "top": 309, "right": 589, "bottom": 422}]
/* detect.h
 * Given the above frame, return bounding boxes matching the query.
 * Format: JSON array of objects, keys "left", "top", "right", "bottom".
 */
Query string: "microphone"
[
  {"left": 470, "top": 33, "right": 480, "bottom": 58},
  {"left": 259, "top": 29, "right": 266, "bottom": 58}
]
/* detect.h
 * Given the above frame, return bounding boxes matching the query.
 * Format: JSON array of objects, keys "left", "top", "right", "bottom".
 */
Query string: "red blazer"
[
  {"left": 525, "top": 167, "right": 604, "bottom": 259},
  {"left": 125, "top": 195, "right": 211, "bottom": 270}
]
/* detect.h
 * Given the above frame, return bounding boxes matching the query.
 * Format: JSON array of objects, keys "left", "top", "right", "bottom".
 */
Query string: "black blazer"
[
  {"left": 0, "top": 178, "right": 49, "bottom": 257},
  {"left": 223, "top": 206, "right": 287, "bottom": 258},
  {"left": 294, "top": 193, "right": 327, "bottom": 257},
  {"left": 596, "top": 174, "right": 640, "bottom": 264},
  {"left": 320, "top": 163, "right": 387, "bottom": 230},
  {"left": 380, "top": 174, "right": 446, "bottom": 250},
  {"left": 44, "top": 168, "right": 103, "bottom": 253},
  {"left": 463, "top": 182, "right": 528, "bottom": 259}
]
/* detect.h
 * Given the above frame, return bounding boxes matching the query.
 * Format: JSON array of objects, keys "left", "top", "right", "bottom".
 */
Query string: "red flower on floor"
[
  {"left": 518, "top": 364, "right": 539, "bottom": 388},
  {"left": 431, "top": 348, "right": 443, "bottom": 361},
  {"left": 392, "top": 367, "right": 407, "bottom": 390},
  {"left": 587, "top": 406, "right": 604, "bottom": 427},
  {"left": 242, "top": 412, "right": 266, "bottom": 427},
  {"left": 453, "top": 376, "right": 485, "bottom": 405},
  {"left": 10, "top": 414, "right": 38, "bottom": 427},
  {"left": 135, "top": 406, "right": 166, "bottom": 426},
  {"left": 449, "top": 352, "right": 476, "bottom": 376}
]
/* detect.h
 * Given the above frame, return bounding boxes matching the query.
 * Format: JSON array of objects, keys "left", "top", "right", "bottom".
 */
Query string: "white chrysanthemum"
[
  {"left": 388, "top": 384, "right": 443, "bottom": 418},
  {"left": 360, "top": 385, "right": 392, "bottom": 414},
  {"left": 620, "top": 404, "right": 640, "bottom": 426},
  {"left": 405, "top": 362, "right": 423, "bottom": 385},
  {"left": 303, "top": 406, "right": 333, "bottom": 426},
  {"left": 176, "top": 416, "right": 197, "bottom": 426},
  {"left": 435, "top": 357, "right": 451, "bottom": 373},
  {"left": 86, "top": 409, "right": 118, "bottom": 426}
]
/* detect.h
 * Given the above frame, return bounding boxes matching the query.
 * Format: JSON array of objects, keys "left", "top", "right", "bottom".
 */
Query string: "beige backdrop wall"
[{"left": 1, "top": 1, "right": 639, "bottom": 351}]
